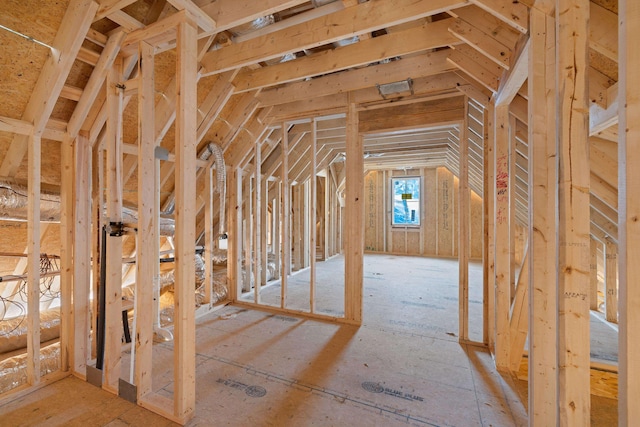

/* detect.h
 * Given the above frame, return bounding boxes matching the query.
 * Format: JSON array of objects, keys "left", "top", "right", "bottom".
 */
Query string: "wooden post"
[
  {"left": 493, "top": 103, "right": 510, "bottom": 371},
  {"left": 292, "top": 185, "right": 302, "bottom": 271},
  {"left": 135, "top": 40, "right": 156, "bottom": 399},
  {"left": 243, "top": 175, "right": 252, "bottom": 293},
  {"left": 618, "top": 1, "right": 640, "bottom": 423},
  {"left": 227, "top": 167, "right": 241, "bottom": 302},
  {"left": 73, "top": 133, "right": 91, "bottom": 377},
  {"left": 604, "top": 240, "right": 617, "bottom": 323},
  {"left": 104, "top": 58, "right": 124, "bottom": 394},
  {"left": 556, "top": 0, "right": 591, "bottom": 422},
  {"left": 253, "top": 139, "right": 261, "bottom": 304},
  {"left": 590, "top": 238, "right": 599, "bottom": 310},
  {"left": 60, "top": 135, "right": 74, "bottom": 374},
  {"left": 310, "top": 119, "right": 317, "bottom": 313},
  {"left": 484, "top": 104, "right": 495, "bottom": 349},
  {"left": 303, "top": 181, "right": 310, "bottom": 268},
  {"left": 173, "top": 17, "right": 197, "bottom": 421},
  {"left": 528, "top": 9, "right": 559, "bottom": 424},
  {"left": 459, "top": 103, "right": 470, "bottom": 342},
  {"left": 27, "top": 133, "right": 41, "bottom": 385},
  {"left": 260, "top": 178, "right": 268, "bottom": 287},
  {"left": 281, "top": 125, "right": 290, "bottom": 308},
  {"left": 273, "top": 183, "right": 280, "bottom": 278},
  {"left": 345, "top": 97, "right": 363, "bottom": 324}
]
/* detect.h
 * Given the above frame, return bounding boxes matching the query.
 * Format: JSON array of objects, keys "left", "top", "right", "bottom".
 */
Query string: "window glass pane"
[{"left": 392, "top": 177, "right": 420, "bottom": 226}]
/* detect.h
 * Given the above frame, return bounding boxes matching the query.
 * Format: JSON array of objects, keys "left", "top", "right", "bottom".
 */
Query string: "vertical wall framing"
[
  {"left": 135, "top": 40, "right": 156, "bottom": 400},
  {"left": 528, "top": 8, "right": 558, "bottom": 423},
  {"left": 556, "top": 0, "right": 591, "bottom": 422},
  {"left": 60, "top": 136, "right": 73, "bottom": 374},
  {"left": 618, "top": 1, "right": 640, "bottom": 423},
  {"left": 309, "top": 119, "right": 317, "bottom": 313},
  {"left": 458, "top": 112, "right": 470, "bottom": 342},
  {"left": 604, "top": 240, "right": 618, "bottom": 323},
  {"left": 26, "top": 134, "right": 41, "bottom": 385},
  {"left": 281, "top": 123, "right": 290, "bottom": 308},
  {"left": 173, "top": 18, "right": 197, "bottom": 422},
  {"left": 493, "top": 104, "right": 510, "bottom": 370},
  {"left": 73, "top": 133, "right": 91, "bottom": 377},
  {"left": 345, "top": 100, "right": 364, "bottom": 324},
  {"left": 484, "top": 104, "right": 495, "bottom": 350},
  {"left": 104, "top": 58, "right": 124, "bottom": 394}
]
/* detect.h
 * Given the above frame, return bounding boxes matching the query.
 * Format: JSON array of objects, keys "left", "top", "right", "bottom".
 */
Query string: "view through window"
[{"left": 392, "top": 176, "right": 420, "bottom": 226}]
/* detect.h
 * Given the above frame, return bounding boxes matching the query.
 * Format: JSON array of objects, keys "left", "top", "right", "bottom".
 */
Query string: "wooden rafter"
[{"left": 0, "top": 0, "right": 99, "bottom": 177}]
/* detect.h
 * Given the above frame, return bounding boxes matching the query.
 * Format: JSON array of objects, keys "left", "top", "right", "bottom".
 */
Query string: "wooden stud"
[
  {"left": 273, "top": 183, "right": 281, "bottom": 278},
  {"left": 281, "top": 125, "right": 290, "bottom": 308},
  {"left": 173, "top": 18, "right": 198, "bottom": 422},
  {"left": 604, "top": 240, "right": 618, "bottom": 323},
  {"left": 27, "top": 133, "right": 41, "bottom": 385},
  {"left": 73, "top": 133, "right": 92, "bottom": 377},
  {"left": 493, "top": 103, "right": 510, "bottom": 371},
  {"left": 228, "top": 167, "right": 242, "bottom": 302},
  {"left": 260, "top": 177, "right": 269, "bottom": 287},
  {"left": 459, "top": 106, "right": 469, "bottom": 342},
  {"left": 135, "top": 41, "right": 156, "bottom": 400},
  {"left": 104, "top": 59, "right": 124, "bottom": 394},
  {"left": 310, "top": 119, "right": 317, "bottom": 313},
  {"left": 344, "top": 97, "right": 363, "bottom": 324},
  {"left": 556, "top": 0, "right": 591, "bottom": 423},
  {"left": 618, "top": 1, "right": 640, "bottom": 423},
  {"left": 292, "top": 185, "right": 302, "bottom": 272},
  {"left": 303, "top": 181, "right": 311, "bottom": 269},
  {"left": 484, "top": 104, "right": 495, "bottom": 349},
  {"left": 60, "top": 135, "right": 74, "bottom": 374},
  {"left": 528, "top": 10, "right": 558, "bottom": 423},
  {"left": 253, "top": 139, "right": 262, "bottom": 304},
  {"left": 509, "top": 114, "right": 518, "bottom": 304},
  {"left": 590, "top": 238, "right": 599, "bottom": 310}
]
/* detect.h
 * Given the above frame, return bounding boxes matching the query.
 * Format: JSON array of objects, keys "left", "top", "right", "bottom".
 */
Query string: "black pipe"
[{"left": 96, "top": 225, "right": 107, "bottom": 370}]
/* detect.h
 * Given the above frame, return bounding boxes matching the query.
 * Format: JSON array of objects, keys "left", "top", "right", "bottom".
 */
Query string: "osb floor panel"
[
  {"left": 0, "top": 375, "right": 177, "bottom": 427},
  {"left": 1, "top": 254, "right": 618, "bottom": 426},
  {"left": 146, "top": 254, "right": 528, "bottom": 426}
]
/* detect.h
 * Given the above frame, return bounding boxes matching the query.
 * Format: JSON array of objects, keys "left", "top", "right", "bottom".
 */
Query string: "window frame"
[{"left": 390, "top": 176, "right": 421, "bottom": 227}]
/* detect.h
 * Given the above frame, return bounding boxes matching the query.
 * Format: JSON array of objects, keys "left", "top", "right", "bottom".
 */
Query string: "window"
[{"left": 392, "top": 177, "right": 420, "bottom": 226}]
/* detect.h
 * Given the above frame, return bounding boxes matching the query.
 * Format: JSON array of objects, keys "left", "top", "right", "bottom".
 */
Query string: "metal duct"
[
  {"left": 0, "top": 180, "right": 175, "bottom": 236},
  {"left": 0, "top": 182, "right": 60, "bottom": 222},
  {"left": 230, "top": 15, "right": 275, "bottom": 37},
  {"left": 163, "top": 142, "right": 227, "bottom": 239},
  {"left": 201, "top": 142, "right": 227, "bottom": 238}
]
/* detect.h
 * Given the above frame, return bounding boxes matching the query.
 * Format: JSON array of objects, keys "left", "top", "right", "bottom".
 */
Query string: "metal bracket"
[{"left": 105, "top": 221, "right": 125, "bottom": 237}]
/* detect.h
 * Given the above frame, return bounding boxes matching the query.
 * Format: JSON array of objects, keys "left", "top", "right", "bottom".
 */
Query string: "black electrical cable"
[{"left": 96, "top": 225, "right": 107, "bottom": 370}]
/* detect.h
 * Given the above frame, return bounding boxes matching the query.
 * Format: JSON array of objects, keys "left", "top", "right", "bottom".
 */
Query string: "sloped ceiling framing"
[{"left": 0, "top": 0, "right": 620, "bottom": 252}]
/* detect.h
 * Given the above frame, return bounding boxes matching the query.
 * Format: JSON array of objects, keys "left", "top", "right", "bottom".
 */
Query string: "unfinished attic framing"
[{"left": 0, "top": 0, "right": 637, "bottom": 425}]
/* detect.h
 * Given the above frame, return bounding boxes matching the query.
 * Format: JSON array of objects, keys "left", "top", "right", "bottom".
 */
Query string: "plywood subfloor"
[
  {"left": 145, "top": 254, "right": 527, "bottom": 426},
  {"left": 0, "top": 254, "right": 618, "bottom": 426},
  {"left": 0, "top": 375, "right": 178, "bottom": 427}
]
